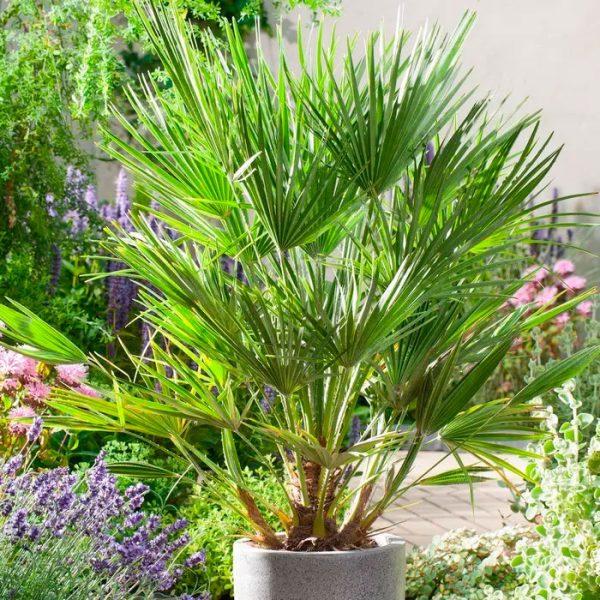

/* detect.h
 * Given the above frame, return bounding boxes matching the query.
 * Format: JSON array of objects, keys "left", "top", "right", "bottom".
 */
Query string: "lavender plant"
[{"left": 0, "top": 425, "right": 209, "bottom": 599}]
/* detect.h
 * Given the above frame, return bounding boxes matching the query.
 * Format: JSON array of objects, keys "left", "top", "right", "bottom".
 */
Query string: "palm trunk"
[{"left": 285, "top": 460, "right": 373, "bottom": 551}]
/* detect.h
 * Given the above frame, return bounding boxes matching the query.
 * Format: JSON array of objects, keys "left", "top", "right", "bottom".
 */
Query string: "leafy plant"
[
  {"left": 406, "top": 526, "right": 536, "bottom": 600},
  {"left": 527, "top": 313, "right": 600, "bottom": 428},
  {"left": 0, "top": 3, "right": 598, "bottom": 554},
  {"left": 509, "top": 381, "right": 600, "bottom": 600},
  {"left": 90, "top": 438, "right": 192, "bottom": 510}
]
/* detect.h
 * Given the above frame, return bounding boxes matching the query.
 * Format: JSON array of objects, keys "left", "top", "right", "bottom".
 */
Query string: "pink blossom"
[
  {"left": 563, "top": 275, "right": 587, "bottom": 292},
  {"left": 534, "top": 285, "right": 559, "bottom": 307},
  {"left": 0, "top": 378, "right": 19, "bottom": 393},
  {"left": 511, "top": 336, "right": 523, "bottom": 351},
  {"left": 21, "top": 357, "right": 39, "bottom": 380},
  {"left": 554, "top": 312, "right": 570, "bottom": 326},
  {"left": 55, "top": 364, "right": 88, "bottom": 385},
  {"left": 8, "top": 406, "right": 36, "bottom": 437},
  {"left": 509, "top": 283, "right": 536, "bottom": 307},
  {"left": 553, "top": 259, "right": 575, "bottom": 276},
  {"left": 24, "top": 381, "right": 51, "bottom": 408},
  {"left": 0, "top": 349, "right": 28, "bottom": 377},
  {"left": 522, "top": 265, "right": 549, "bottom": 284},
  {"left": 576, "top": 300, "right": 593, "bottom": 317},
  {"left": 75, "top": 384, "right": 101, "bottom": 398}
]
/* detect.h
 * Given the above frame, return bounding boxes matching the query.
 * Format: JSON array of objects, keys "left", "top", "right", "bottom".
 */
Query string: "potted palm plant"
[{"left": 1, "top": 2, "right": 598, "bottom": 599}]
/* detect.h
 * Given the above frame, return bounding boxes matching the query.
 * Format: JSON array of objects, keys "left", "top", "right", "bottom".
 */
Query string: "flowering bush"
[
  {"left": 0, "top": 345, "right": 98, "bottom": 457},
  {"left": 0, "top": 427, "right": 209, "bottom": 599},
  {"left": 508, "top": 258, "right": 592, "bottom": 355}
]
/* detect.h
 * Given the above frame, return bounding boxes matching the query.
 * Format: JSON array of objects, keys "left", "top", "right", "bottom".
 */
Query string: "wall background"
[{"left": 262, "top": 0, "right": 600, "bottom": 275}]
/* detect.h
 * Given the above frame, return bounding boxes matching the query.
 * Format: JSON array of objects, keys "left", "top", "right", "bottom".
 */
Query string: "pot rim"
[{"left": 233, "top": 533, "right": 405, "bottom": 556}]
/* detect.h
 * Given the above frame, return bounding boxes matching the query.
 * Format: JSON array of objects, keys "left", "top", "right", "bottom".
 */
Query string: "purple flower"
[
  {"left": 349, "top": 415, "right": 362, "bottom": 446},
  {"left": 425, "top": 142, "right": 435, "bottom": 165},
  {"left": 101, "top": 202, "right": 116, "bottom": 222},
  {"left": 26, "top": 416, "right": 43, "bottom": 444},
  {"left": 2, "top": 455, "right": 23, "bottom": 476},
  {"left": 185, "top": 550, "right": 206, "bottom": 568},
  {"left": 115, "top": 168, "right": 131, "bottom": 221},
  {"left": 48, "top": 244, "right": 62, "bottom": 296},
  {"left": 85, "top": 184, "right": 98, "bottom": 211}
]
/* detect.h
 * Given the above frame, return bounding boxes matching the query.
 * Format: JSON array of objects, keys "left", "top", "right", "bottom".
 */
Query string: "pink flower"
[
  {"left": 0, "top": 378, "right": 19, "bottom": 393},
  {"left": 522, "top": 265, "right": 549, "bottom": 284},
  {"left": 554, "top": 312, "right": 570, "bottom": 326},
  {"left": 75, "top": 384, "right": 101, "bottom": 398},
  {"left": 553, "top": 259, "right": 575, "bottom": 276},
  {"left": 576, "top": 300, "right": 593, "bottom": 318},
  {"left": 8, "top": 406, "right": 36, "bottom": 437},
  {"left": 0, "top": 349, "right": 28, "bottom": 378},
  {"left": 535, "top": 285, "right": 559, "bottom": 307},
  {"left": 55, "top": 364, "right": 88, "bottom": 385},
  {"left": 509, "top": 283, "right": 536, "bottom": 307},
  {"left": 24, "top": 381, "right": 51, "bottom": 408},
  {"left": 563, "top": 275, "right": 587, "bottom": 292},
  {"left": 21, "top": 357, "right": 39, "bottom": 380}
]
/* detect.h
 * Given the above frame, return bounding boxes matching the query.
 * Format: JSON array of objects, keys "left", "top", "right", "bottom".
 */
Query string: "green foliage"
[
  {"left": 181, "top": 461, "right": 286, "bottom": 599},
  {"left": 97, "top": 438, "right": 192, "bottom": 509},
  {"left": 527, "top": 316, "right": 600, "bottom": 428},
  {"left": 509, "top": 381, "right": 600, "bottom": 599},
  {"left": 406, "top": 526, "right": 537, "bottom": 600},
  {"left": 1, "top": 2, "right": 595, "bottom": 553}
]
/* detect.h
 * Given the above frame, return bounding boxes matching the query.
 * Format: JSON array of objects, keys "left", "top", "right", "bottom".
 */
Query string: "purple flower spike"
[
  {"left": 185, "top": 550, "right": 206, "bottom": 568},
  {"left": 26, "top": 417, "right": 43, "bottom": 444},
  {"left": 2, "top": 454, "right": 23, "bottom": 476},
  {"left": 261, "top": 385, "right": 276, "bottom": 413},
  {"left": 101, "top": 202, "right": 116, "bottom": 222},
  {"left": 48, "top": 244, "right": 62, "bottom": 295},
  {"left": 85, "top": 184, "right": 98, "bottom": 211},
  {"left": 425, "top": 142, "right": 435, "bottom": 166},
  {"left": 349, "top": 415, "right": 362, "bottom": 446}
]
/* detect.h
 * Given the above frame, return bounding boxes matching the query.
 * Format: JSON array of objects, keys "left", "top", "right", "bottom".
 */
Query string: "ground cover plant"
[{"left": 0, "top": 2, "right": 598, "bottom": 557}]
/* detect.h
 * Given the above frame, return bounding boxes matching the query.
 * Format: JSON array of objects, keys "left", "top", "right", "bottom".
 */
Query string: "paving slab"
[{"left": 381, "top": 451, "right": 529, "bottom": 548}]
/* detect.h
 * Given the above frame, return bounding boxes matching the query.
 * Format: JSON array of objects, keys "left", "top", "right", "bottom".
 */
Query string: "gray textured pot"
[{"left": 232, "top": 533, "right": 405, "bottom": 600}]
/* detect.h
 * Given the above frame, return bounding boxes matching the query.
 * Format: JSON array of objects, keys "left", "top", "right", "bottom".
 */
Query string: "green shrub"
[
  {"left": 409, "top": 381, "right": 600, "bottom": 600},
  {"left": 527, "top": 315, "right": 600, "bottom": 428}
]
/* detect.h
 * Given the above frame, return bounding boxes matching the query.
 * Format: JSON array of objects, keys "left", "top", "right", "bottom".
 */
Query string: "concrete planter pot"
[{"left": 232, "top": 533, "right": 406, "bottom": 600}]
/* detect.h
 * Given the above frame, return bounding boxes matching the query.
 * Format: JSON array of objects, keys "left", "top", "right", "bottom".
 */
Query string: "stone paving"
[{"left": 376, "top": 452, "right": 529, "bottom": 548}]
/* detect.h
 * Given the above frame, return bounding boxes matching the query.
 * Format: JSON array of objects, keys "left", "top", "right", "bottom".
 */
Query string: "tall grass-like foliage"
[{"left": 1, "top": 3, "right": 598, "bottom": 551}]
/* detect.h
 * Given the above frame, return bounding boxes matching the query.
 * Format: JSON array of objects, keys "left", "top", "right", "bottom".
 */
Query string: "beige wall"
[
  {"left": 260, "top": 0, "right": 600, "bottom": 275},
  {"left": 267, "top": 0, "right": 600, "bottom": 196}
]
